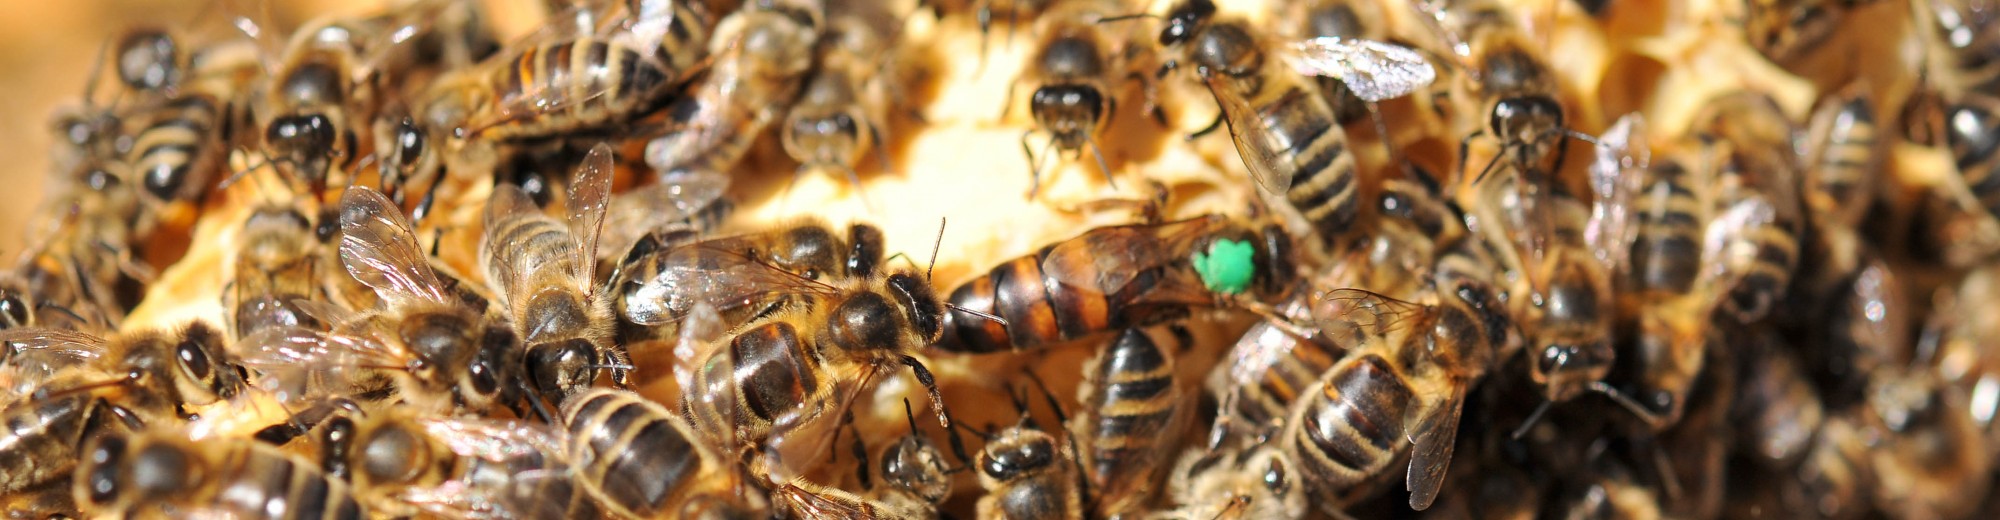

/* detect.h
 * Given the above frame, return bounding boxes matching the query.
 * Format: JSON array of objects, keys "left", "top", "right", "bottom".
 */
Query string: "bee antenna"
[
  {"left": 516, "top": 379, "right": 558, "bottom": 424},
  {"left": 1590, "top": 381, "right": 1666, "bottom": 429},
  {"left": 944, "top": 418, "right": 985, "bottom": 466},
  {"left": 1021, "top": 369, "right": 1068, "bottom": 428},
  {"left": 1097, "top": 13, "right": 1160, "bottom": 23},
  {"left": 926, "top": 217, "right": 945, "bottom": 282},
  {"left": 217, "top": 155, "right": 278, "bottom": 191},
  {"left": 944, "top": 303, "right": 1009, "bottom": 327},
  {"left": 1086, "top": 134, "right": 1117, "bottom": 191},
  {"left": 1509, "top": 399, "right": 1554, "bottom": 440}
]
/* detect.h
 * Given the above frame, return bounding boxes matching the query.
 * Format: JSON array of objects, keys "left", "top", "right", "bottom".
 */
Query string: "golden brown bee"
[
  {"left": 1071, "top": 326, "right": 1193, "bottom": 517},
  {"left": 1743, "top": 0, "right": 1872, "bottom": 66},
  {"left": 73, "top": 429, "right": 365, "bottom": 519},
  {"left": 934, "top": 214, "right": 1297, "bottom": 354},
  {"left": 256, "top": 17, "right": 374, "bottom": 198},
  {"left": 1010, "top": 0, "right": 1143, "bottom": 198},
  {"left": 1918, "top": 0, "right": 2000, "bottom": 92},
  {"left": 1163, "top": 0, "right": 1433, "bottom": 243},
  {"left": 1685, "top": 91, "right": 1805, "bottom": 323},
  {"left": 1159, "top": 442, "right": 1308, "bottom": 520},
  {"left": 1801, "top": 84, "right": 1880, "bottom": 230},
  {"left": 127, "top": 94, "right": 226, "bottom": 207},
  {"left": 1286, "top": 281, "right": 1502, "bottom": 511},
  {"left": 0, "top": 322, "right": 244, "bottom": 497},
  {"left": 457, "top": 0, "right": 713, "bottom": 142},
  {"left": 643, "top": 1, "right": 820, "bottom": 186},
  {"left": 782, "top": 5, "right": 898, "bottom": 200},
  {"left": 223, "top": 205, "right": 330, "bottom": 341},
  {"left": 237, "top": 187, "right": 521, "bottom": 416},
  {"left": 559, "top": 387, "right": 764, "bottom": 519},
  {"left": 958, "top": 383, "right": 1084, "bottom": 520},
  {"left": 610, "top": 219, "right": 886, "bottom": 340},
  {"left": 1291, "top": 0, "right": 1389, "bottom": 126},
  {"left": 479, "top": 142, "right": 627, "bottom": 405},
  {"left": 314, "top": 406, "right": 601, "bottom": 518}
]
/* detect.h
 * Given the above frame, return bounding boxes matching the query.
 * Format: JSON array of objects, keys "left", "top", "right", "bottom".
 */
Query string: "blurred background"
[{"left": 0, "top": 0, "right": 539, "bottom": 253}]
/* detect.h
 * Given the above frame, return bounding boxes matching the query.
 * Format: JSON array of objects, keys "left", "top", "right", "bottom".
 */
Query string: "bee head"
[
  {"left": 887, "top": 272, "right": 944, "bottom": 343},
  {"left": 171, "top": 322, "right": 242, "bottom": 404},
  {"left": 1029, "top": 84, "right": 1108, "bottom": 146}
]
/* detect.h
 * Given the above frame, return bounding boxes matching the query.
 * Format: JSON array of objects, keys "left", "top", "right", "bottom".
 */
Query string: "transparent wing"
[
  {"left": 567, "top": 143, "right": 616, "bottom": 289},
  {"left": 291, "top": 298, "right": 361, "bottom": 328},
  {"left": 482, "top": 183, "right": 543, "bottom": 306},
  {"left": 773, "top": 483, "right": 881, "bottom": 519},
  {"left": 1700, "top": 197, "right": 1778, "bottom": 301},
  {"left": 1310, "top": 288, "right": 1432, "bottom": 349},
  {"left": 1199, "top": 72, "right": 1296, "bottom": 199},
  {"left": 1041, "top": 215, "right": 1235, "bottom": 297},
  {"left": 419, "top": 416, "right": 571, "bottom": 462},
  {"left": 618, "top": 0, "right": 678, "bottom": 59},
  {"left": 1223, "top": 293, "right": 1324, "bottom": 388},
  {"left": 236, "top": 326, "right": 407, "bottom": 402},
  {"left": 0, "top": 327, "right": 107, "bottom": 394},
  {"left": 623, "top": 240, "right": 841, "bottom": 325},
  {"left": 1584, "top": 113, "right": 1648, "bottom": 273},
  {"left": 339, "top": 187, "right": 451, "bottom": 307},
  {"left": 1282, "top": 37, "right": 1436, "bottom": 102},
  {"left": 599, "top": 181, "right": 727, "bottom": 262},
  {"left": 1404, "top": 383, "right": 1467, "bottom": 510}
]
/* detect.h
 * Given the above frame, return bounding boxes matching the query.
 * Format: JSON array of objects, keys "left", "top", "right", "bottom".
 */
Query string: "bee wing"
[
  {"left": 1700, "top": 197, "right": 1779, "bottom": 303},
  {"left": 1584, "top": 113, "right": 1648, "bottom": 274},
  {"left": 1223, "top": 294, "right": 1324, "bottom": 388},
  {"left": 418, "top": 416, "right": 570, "bottom": 462},
  {"left": 1404, "top": 382, "right": 1467, "bottom": 511},
  {"left": 773, "top": 483, "right": 880, "bottom": 519},
  {"left": 0, "top": 327, "right": 108, "bottom": 394},
  {"left": 567, "top": 143, "right": 616, "bottom": 290},
  {"left": 1310, "top": 288, "right": 1430, "bottom": 349},
  {"left": 291, "top": 298, "right": 361, "bottom": 328},
  {"left": 1041, "top": 216, "right": 1233, "bottom": 297},
  {"left": 236, "top": 326, "right": 406, "bottom": 401},
  {"left": 1198, "top": 73, "right": 1296, "bottom": 199},
  {"left": 623, "top": 241, "right": 841, "bottom": 325},
  {"left": 1282, "top": 38, "right": 1436, "bottom": 102},
  {"left": 339, "top": 187, "right": 452, "bottom": 307}
]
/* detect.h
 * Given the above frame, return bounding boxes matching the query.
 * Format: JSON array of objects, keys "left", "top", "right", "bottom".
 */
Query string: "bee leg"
[
  {"left": 1187, "top": 112, "right": 1224, "bottom": 142},
  {"left": 900, "top": 355, "right": 953, "bottom": 429},
  {"left": 1087, "top": 135, "right": 1117, "bottom": 191},
  {"left": 412, "top": 172, "right": 444, "bottom": 223},
  {"left": 82, "top": 399, "right": 144, "bottom": 444},
  {"left": 846, "top": 411, "right": 873, "bottom": 490},
  {"left": 1023, "top": 129, "right": 1045, "bottom": 199}
]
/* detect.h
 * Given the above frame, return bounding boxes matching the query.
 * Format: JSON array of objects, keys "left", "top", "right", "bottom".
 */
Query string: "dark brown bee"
[
  {"left": 1924, "top": 262, "right": 2000, "bottom": 458},
  {"left": 1160, "top": 442, "right": 1307, "bottom": 519},
  {"left": 934, "top": 214, "right": 1296, "bottom": 354},
  {"left": 479, "top": 143, "right": 627, "bottom": 404},
  {"left": 1743, "top": 0, "right": 1871, "bottom": 66},
  {"left": 1292, "top": 0, "right": 1389, "bottom": 125},
  {"left": 610, "top": 220, "right": 885, "bottom": 340},
  {"left": 74, "top": 429, "right": 364, "bottom": 519},
  {"left": 1686, "top": 91, "right": 1805, "bottom": 323},
  {"left": 1012, "top": 0, "right": 1141, "bottom": 198},
  {"left": 1941, "top": 92, "right": 2000, "bottom": 223},
  {"left": 127, "top": 94, "right": 225, "bottom": 207},
  {"left": 775, "top": 404, "right": 958, "bottom": 518},
  {"left": 256, "top": 17, "right": 373, "bottom": 198},
  {"left": 1919, "top": 0, "right": 2000, "bottom": 92},
  {"left": 315, "top": 406, "right": 600, "bottom": 518},
  {"left": 781, "top": 5, "right": 897, "bottom": 200},
  {"left": 1073, "top": 326, "right": 1193, "bottom": 517},
  {"left": 643, "top": 2, "right": 819, "bottom": 185},
  {"left": 0, "top": 322, "right": 243, "bottom": 497},
  {"left": 954, "top": 380, "right": 1084, "bottom": 520},
  {"left": 237, "top": 187, "right": 521, "bottom": 416},
  {"left": 559, "top": 388, "right": 763, "bottom": 518},
  {"left": 1801, "top": 84, "right": 1880, "bottom": 230}
]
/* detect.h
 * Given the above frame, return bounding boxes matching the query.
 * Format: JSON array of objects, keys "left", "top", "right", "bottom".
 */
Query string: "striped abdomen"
[
  {"left": 1078, "top": 327, "right": 1189, "bottom": 516},
  {"left": 1625, "top": 159, "right": 1703, "bottom": 302},
  {"left": 647, "top": 92, "right": 766, "bottom": 180},
  {"left": 561, "top": 388, "right": 715, "bottom": 518},
  {"left": 1804, "top": 92, "right": 1877, "bottom": 226},
  {"left": 128, "top": 95, "right": 222, "bottom": 203},
  {"left": 486, "top": 38, "right": 670, "bottom": 140},
  {"left": 646, "top": 0, "right": 714, "bottom": 73},
  {"left": 480, "top": 213, "right": 591, "bottom": 342},
  {"left": 204, "top": 441, "right": 365, "bottom": 520},
  {"left": 1229, "top": 293, "right": 1343, "bottom": 428},
  {"left": 1290, "top": 353, "right": 1413, "bottom": 490},
  {"left": 1258, "top": 83, "right": 1360, "bottom": 241},
  {"left": 0, "top": 393, "right": 94, "bottom": 494},
  {"left": 936, "top": 248, "right": 1123, "bottom": 353},
  {"left": 680, "top": 321, "right": 821, "bottom": 445}
]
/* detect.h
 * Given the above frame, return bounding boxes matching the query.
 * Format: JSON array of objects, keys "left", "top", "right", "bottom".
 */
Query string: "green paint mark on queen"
[{"left": 1192, "top": 238, "right": 1256, "bottom": 295}]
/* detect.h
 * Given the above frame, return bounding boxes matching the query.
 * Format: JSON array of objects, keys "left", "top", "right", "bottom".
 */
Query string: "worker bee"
[
  {"left": 1686, "top": 91, "right": 1806, "bottom": 323},
  {"left": 1801, "top": 84, "right": 1880, "bottom": 230},
  {"left": 1865, "top": 365, "right": 1991, "bottom": 519},
  {"left": 252, "top": 15, "right": 378, "bottom": 198},
  {"left": 1071, "top": 326, "right": 1193, "bottom": 517},
  {"left": 1743, "top": 0, "right": 1872, "bottom": 66},
  {"left": 945, "top": 379, "right": 1084, "bottom": 520},
  {"left": 73, "top": 428, "right": 365, "bottom": 519},
  {"left": 559, "top": 387, "right": 764, "bottom": 519},
  {"left": 781, "top": 4, "right": 898, "bottom": 201},
  {"left": 1157, "top": 0, "right": 1433, "bottom": 244},
  {"left": 458, "top": 0, "right": 716, "bottom": 142},
  {"left": 314, "top": 406, "right": 601, "bottom": 518},
  {"left": 1010, "top": 0, "right": 1146, "bottom": 199},
  {"left": 1159, "top": 442, "right": 1308, "bottom": 520},
  {"left": 774, "top": 401, "right": 957, "bottom": 518},
  {"left": 643, "top": 1, "right": 820, "bottom": 186},
  {"left": 223, "top": 205, "right": 331, "bottom": 341},
  {"left": 933, "top": 214, "right": 1296, "bottom": 354},
  {"left": 126, "top": 93, "right": 226, "bottom": 207},
  {"left": 1421, "top": 0, "right": 1579, "bottom": 233},
  {"left": 1730, "top": 330, "right": 1826, "bottom": 471},
  {"left": 1918, "top": 0, "right": 2000, "bottom": 92},
  {"left": 237, "top": 187, "right": 521, "bottom": 416},
  {"left": 480, "top": 142, "right": 628, "bottom": 405},
  {"left": 1286, "top": 277, "right": 1506, "bottom": 511},
  {"left": 0, "top": 322, "right": 244, "bottom": 496},
  {"left": 1290, "top": 0, "right": 1391, "bottom": 126},
  {"left": 1924, "top": 263, "right": 2000, "bottom": 459},
  {"left": 610, "top": 219, "right": 886, "bottom": 339}
]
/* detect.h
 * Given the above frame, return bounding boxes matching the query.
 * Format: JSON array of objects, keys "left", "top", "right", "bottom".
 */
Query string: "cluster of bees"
[{"left": 12, "top": 0, "right": 2000, "bottom": 518}]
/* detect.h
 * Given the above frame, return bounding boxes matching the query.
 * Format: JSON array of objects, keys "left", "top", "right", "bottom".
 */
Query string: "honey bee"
[
  {"left": 458, "top": 0, "right": 716, "bottom": 142},
  {"left": 1731, "top": 331, "right": 1826, "bottom": 472},
  {"left": 1800, "top": 84, "right": 1880, "bottom": 230},
  {"left": 0, "top": 322, "right": 244, "bottom": 496},
  {"left": 610, "top": 219, "right": 886, "bottom": 340},
  {"left": 1287, "top": 279, "right": 1505, "bottom": 511},
  {"left": 1864, "top": 365, "right": 1991, "bottom": 519},
  {"left": 1743, "top": 0, "right": 1872, "bottom": 66},
  {"left": 253, "top": 15, "right": 377, "bottom": 198},
  {"left": 1291, "top": 0, "right": 1391, "bottom": 126},
  {"left": 314, "top": 406, "right": 601, "bottom": 518},
  {"left": 1157, "top": 0, "right": 1433, "bottom": 244},
  {"left": 1924, "top": 263, "right": 2000, "bottom": 458},
  {"left": 1010, "top": 0, "right": 1145, "bottom": 199},
  {"left": 775, "top": 405, "right": 958, "bottom": 519},
  {"left": 1686, "top": 91, "right": 1805, "bottom": 323},
  {"left": 1940, "top": 92, "right": 2000, "bottom": 222},
  {"left": 73, "top": 429, "right": 365, "bottom": 519},
  {"left": 643, "top": 1, "right": 820, "bottom": 186},
  {"left": 559, "top": 387, "right": 764, "bottom": 518},
  {"left": 782, "top": 4, "right": 898, "bottom": 201},
  {"left": 1422, "top": 0, "right": 1578, "bottom": 225},
  {"left": 1159, "top": 442, "right": 1308, "bottom": 520},
  {"left": 237, "top": 187, "right": 521, "bottom": 415},
  {"left": 480, "top": 142, "right": 627, "bottom": 405},
  {"left": 933, "top": 214, "right": 1296, "bottom": 354},
  {"left": 1071, "top": 326, "right": 1193, "bottom": 517},
  {"left": 223, "top": 205, "right": 331, "bottom": 341},
  {"left": 949, "top": 380, "right": 1084, "bottom": 520},
  {"left": 1918, "top": 0, "right": 2000, "bottom": 92},
  {"left": 127, "top": 94, "right": 227, "bottom": 207}
]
